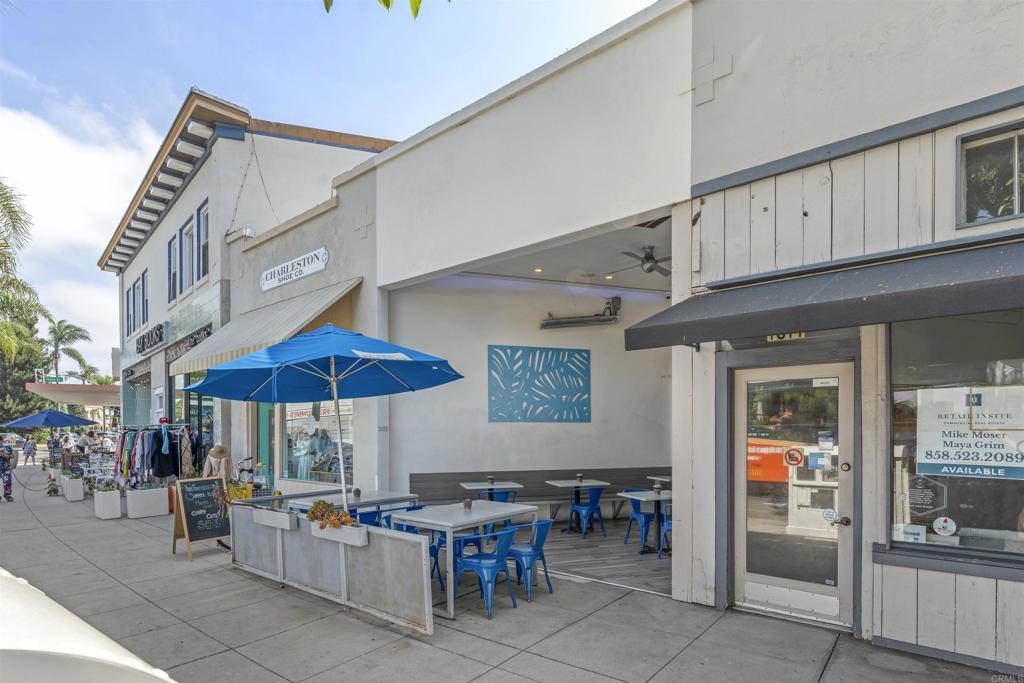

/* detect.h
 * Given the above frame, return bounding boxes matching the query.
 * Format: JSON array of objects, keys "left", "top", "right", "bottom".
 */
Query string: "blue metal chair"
[
  {"left": 355, "top": 509, "right": 382, "bottom": 526},
  {"left": 453, "top": 528, "right": 518, "bottom": 619},
  {"left": 475, "top": 490, "right": 518, "bottom": 503},
  {"left": 480, "top": 490, "right": 518, "bottom": 535},
  {"left": 508, "top": 520, "right": 554, "bottom": 602},
  {"left": 430, "top": 528, "right": 483, "bottom": 590},
  {"left": 659, "top": 503, "right": 672, "bottom": 559},
  {"left": 569, "top": 487, "right": 606, "bottom": 537},
  {"left": 381, "top": 504, "right": 424, "bottom": 533},
  {"left": 622, "top": 488, "right": 655, "bottom": 546}
]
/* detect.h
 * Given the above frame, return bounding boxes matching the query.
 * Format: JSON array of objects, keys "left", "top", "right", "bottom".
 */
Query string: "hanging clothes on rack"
[
  {"left": 114, "top": 424, "right": 189, "bottom": 487},
  {"left": 179, "top": 427, "right": 197, "bottom": 479}
]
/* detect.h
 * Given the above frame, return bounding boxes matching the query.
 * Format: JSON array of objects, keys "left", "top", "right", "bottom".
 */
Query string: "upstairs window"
[
  {"left": 125, "top": 287, "right": 133, "bottom": 337},
  {"left": 197, "top": 203, "right": 209, "bottom": 280},
  {"left": 168, "top": 235, "right": 178, "bottom": 302},
  {"left": 182, "top": 221, "right": 195, "bottom": 291},
  {"left": 140, "top": 270, "right": 149, "bottom": 325},
  {"left": 132, "top": 278, "right": 142, "bottom": 332},
  {"left": 960, "top": 127, "right": 1023, "bottom": 225}
]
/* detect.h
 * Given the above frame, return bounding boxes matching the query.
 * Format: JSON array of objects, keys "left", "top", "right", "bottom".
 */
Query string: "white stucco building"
[{"left": 99, "top": 89, "right": 392, "bottom": 463}]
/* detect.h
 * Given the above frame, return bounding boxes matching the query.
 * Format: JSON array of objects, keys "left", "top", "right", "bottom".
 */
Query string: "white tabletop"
[
  {"left": 545, "top": 479, "right": 611, "bottom": 488},
  {"left": 647, "top": 475, "right": 672, "bottom": 483},
  {"left": 459, "top": 481, "right": 524, "bottom": 491},
  {"left": 617, "top": 490, "right": 673, "bottom": 503},
  {"left": 288, "top": 489, "right": 418, "bottom": 511},
  {"left": 391, "top": 501, "right": 538, "bottom": 531}
]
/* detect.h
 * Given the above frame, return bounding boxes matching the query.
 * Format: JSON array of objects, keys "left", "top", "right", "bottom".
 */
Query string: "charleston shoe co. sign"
[{"left": 260, "top": 247, "right": 330, "bottom": 292}]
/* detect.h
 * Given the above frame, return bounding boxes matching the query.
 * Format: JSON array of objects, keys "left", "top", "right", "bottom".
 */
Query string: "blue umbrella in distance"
[{"left": 2, "top": 409, "right": 97, "bottom": 428}]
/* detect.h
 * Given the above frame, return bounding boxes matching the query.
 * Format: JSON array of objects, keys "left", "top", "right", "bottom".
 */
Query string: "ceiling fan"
[{"left": 610, "top": 246, "right": 671, "bottom": 277}]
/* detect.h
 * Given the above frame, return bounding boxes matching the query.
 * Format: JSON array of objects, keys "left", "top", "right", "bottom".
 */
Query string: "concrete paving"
[{"left": 0, "top": 465, "right": 993, "bottom": 683}]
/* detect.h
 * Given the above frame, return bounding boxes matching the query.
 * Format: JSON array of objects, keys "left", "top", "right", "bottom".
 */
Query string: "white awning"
[
  {"left": 168, "top": 278, "right": 361, "bottom": 376},
  {"left": 25, "top": 383, "right": 121, "bottom": 407}
]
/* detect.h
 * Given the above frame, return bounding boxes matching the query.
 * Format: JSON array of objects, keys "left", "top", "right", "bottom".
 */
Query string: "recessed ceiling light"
[
  {"left": 604, "top": 275, "right": 614, "bottom": 280},
  {"left": 533, "top": 267, "right": 543, "bottom": 273}
]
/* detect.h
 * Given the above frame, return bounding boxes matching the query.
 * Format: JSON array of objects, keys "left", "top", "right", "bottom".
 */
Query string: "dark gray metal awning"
[{"left": 625, "top": 241, "right": 1024, "bottom": 351}]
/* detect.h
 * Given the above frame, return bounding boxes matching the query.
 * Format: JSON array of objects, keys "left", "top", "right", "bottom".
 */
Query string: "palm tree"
[
  {"left": 0, "top": 179, "right": 47, "bottom": 360},
  {"left": 66, "top": 354, "right": 100, "bottom": 384},
  {"left": 44, "top": 320, "right": 92, "bottom": 377}
]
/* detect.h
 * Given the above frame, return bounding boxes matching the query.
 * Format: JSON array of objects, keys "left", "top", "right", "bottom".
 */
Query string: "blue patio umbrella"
[
  {"left": 186, "top": 324, "right": 462, "bottom": 510},
  {"left": 1, "top": 409, "right": 97, "bottom": 429}
]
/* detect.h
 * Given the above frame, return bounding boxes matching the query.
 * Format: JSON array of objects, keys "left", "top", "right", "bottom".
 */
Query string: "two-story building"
[{"left": 99, "top": 89, "right": 392, "bottom": 462}]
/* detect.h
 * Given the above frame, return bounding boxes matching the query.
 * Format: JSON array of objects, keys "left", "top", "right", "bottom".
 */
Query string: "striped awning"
[{"left": 168, "top": 278, "right": 361, "bottom": 376}]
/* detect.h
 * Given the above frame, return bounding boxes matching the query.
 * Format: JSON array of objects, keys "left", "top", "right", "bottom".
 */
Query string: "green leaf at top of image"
[
  {"left": 322, "top": 0, "right": 332, "bottom": 12},
  {"left": 410, "top": 0, "right": 421, "bottom": 18},
  {"left": 379, "top": 0, "right": 393, "bottom": 10}
]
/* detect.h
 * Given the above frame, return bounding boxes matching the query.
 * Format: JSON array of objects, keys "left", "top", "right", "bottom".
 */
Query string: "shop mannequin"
[{"left": 203, "top": 444, "right": 231, "bottom": 478}]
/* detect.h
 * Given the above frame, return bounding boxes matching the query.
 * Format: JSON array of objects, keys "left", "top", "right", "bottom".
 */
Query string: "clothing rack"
[
  {"left": 120, "top": 423, "right": 191, "bottom": 430},
  {"left": 115, "top": 424, "right": 199, "bottom": 487}
]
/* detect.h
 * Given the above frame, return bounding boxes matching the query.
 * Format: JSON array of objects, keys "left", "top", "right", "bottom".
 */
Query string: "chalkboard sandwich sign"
[{"left": 173, "top": 476, "right": 231, "bottom": 560}]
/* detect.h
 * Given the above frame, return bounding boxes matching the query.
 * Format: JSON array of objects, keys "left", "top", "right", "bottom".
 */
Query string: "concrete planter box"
[
  {"left": 94, "top": 490, "right": 122, "bottom": 519},
  {"left": 310, "top": 523, "right": 368, "bottom": 546},
  {"left": 253, "top": 507, "right": 298, "bottom": 530},
  {"left": 126, "top": 487, "right": 167, "bottom": 519},
  {"left": 62, "top": 476, "right": 84, "bottom": 502}
]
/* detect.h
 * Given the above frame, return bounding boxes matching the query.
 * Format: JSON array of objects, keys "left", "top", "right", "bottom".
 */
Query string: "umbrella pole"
[{"left": 329, "top": 356, "right": 350, "bottom": 513}]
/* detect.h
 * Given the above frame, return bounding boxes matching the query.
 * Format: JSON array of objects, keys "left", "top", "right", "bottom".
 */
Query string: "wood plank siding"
[
  {"left": 873, "top": 564, "right": 1023, "bottom": 668},
  {"left": 689, "top": 105, "right": 1024, "bottom": 287}
]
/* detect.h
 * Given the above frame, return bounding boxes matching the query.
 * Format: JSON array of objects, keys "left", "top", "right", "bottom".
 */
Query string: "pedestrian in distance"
[{"left": 22, "top": 436, "right": 36, "bottom": 465}]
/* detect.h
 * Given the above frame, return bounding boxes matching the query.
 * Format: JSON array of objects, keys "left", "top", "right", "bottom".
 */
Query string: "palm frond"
[{"left": 0, "top": 179, "right": 32, "bottom": 252}]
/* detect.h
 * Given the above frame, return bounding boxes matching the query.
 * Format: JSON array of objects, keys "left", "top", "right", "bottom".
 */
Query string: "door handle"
[
  {"left": 840, "top": 463, "right": 851, "bottom": 472},
  {"left": 830, "top": 516, "right": 851, "bottom": 527}
]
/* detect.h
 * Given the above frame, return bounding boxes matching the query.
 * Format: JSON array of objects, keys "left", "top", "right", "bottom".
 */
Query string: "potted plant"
[
  {"left": 62, "top": 471, "right": 84, "bottom": 502},
  {"left": 94, "top": 485, "right": 121, "bottom": 519},
  {"left": 306, "top": 499, "right": 367, "bottom": 546}
]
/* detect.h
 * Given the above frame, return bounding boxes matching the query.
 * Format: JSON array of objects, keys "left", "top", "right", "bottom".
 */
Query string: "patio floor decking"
[
  {"left": 543, "top": 517, "right": 672, "bottom": 595},
  {"left": 0, "top": 465, "right": 994, "bottom": 683}
]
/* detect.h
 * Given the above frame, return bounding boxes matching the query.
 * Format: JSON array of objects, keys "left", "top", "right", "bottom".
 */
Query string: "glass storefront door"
[
  {"left": 733, "top": 362, "right": 854, "bottom": 626},
  {"left": 173, "top": 372, "right": 215, "bottom": 463}
]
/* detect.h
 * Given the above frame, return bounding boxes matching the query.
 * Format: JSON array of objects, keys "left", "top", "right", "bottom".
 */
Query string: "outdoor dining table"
[
  {"left": 545, "top": 479, "right": 611, "bottom": 534},
  {"left": 287, "top": 489, "right": 419, "bottom": 514},
  {"left": 617, "top": 489, "right": 672, "bottom": 555},
  {"left": 647, "top": 475, "right": 672, "bottom": 484},
  {"left": 459, "top": 481, "right": 524, "bottom": 501},
  {"left": 391, "top": 500, "right": 539, "bottom": 619}
]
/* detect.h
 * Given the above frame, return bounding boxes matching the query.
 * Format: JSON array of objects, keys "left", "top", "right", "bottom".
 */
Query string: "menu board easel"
[{"left": 172, "top": 476, "right": 231, "bottom": 560}]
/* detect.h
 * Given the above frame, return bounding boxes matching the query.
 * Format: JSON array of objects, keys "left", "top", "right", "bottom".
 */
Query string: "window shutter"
[
  {"left": 178, "top": 226, "right": 184, "bottom": 294},
  {"left": 167, "top": 240, "right": 173, "bottom": 302}
]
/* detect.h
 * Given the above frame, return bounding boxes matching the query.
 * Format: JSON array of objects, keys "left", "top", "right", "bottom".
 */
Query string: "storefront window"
[
  {"left": 172, "top": 372, "right": 216, "bottom": 463},
  {"left": 283, "top": 401, "right": 353, "bottom": 484},
  {"left": 891, "top": 310, "right": 1024, "bottom": 555},
  {"left": 255, "top": 403, "right": 275, "bottom": 491},
  {"left": 122, "top": 372, "right": 152, "bottom": 426}
]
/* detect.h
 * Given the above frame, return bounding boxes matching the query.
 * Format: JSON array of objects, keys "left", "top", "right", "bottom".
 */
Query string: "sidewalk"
[{"left": 1, "top": 466, "right": 992, "bottom": 683}]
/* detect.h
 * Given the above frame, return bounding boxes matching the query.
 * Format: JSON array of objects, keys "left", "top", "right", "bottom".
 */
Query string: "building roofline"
[{"left": 97, "top": 90, "right": 396, "bottom": 271}]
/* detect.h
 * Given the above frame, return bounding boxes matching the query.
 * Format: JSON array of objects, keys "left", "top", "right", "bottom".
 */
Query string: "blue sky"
[{"left": 0, "top": 0, "right": 654, "bottom": 374}]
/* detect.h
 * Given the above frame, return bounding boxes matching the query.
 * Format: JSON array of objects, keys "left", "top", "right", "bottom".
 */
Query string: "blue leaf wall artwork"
[{"left": 488, "top": 345, "right": 591, "bottom": 423}]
